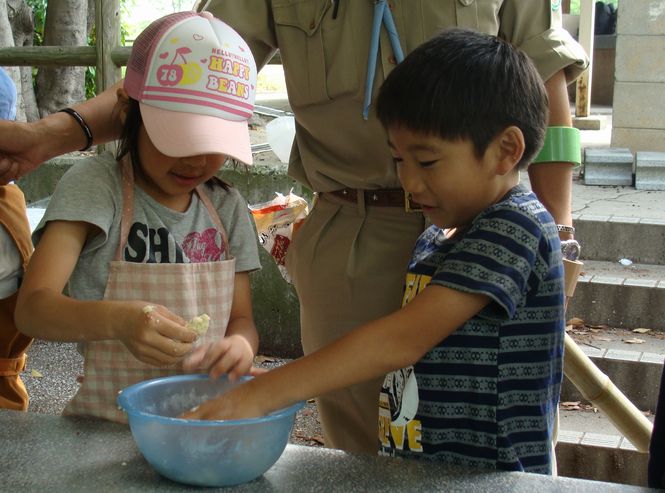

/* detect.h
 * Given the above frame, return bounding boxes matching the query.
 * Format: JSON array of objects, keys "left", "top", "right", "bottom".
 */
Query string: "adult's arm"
[
  {"left": 528, "top": 69, "right": 575, "bottom": 239},
  {"left": 0, "top": 81, "right": 123, "bottom": 184},
  {"left": 497, "top": 1, "right": 588, "bottom": 240}
]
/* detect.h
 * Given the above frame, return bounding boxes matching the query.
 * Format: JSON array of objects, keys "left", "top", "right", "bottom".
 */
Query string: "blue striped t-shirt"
[{"left": 378, "top": 185, "right": 564, "bottom": 474}]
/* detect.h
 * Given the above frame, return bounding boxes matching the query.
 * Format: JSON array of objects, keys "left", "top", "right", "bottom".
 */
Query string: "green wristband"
[{"left": 533, "top": 126, "right": 581, "bottom": 166}]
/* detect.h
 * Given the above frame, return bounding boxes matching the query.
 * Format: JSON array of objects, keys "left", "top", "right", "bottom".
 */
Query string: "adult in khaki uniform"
[{"left": 0, "top": 1, "right": 588, "bottom": 454}]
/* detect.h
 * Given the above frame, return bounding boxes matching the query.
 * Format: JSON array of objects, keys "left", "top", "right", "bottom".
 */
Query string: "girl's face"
[{"left": 134, "top": 124, "right": 227, "bottom": 212}]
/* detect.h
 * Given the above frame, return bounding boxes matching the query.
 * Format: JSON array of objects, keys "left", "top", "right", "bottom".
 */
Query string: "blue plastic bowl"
[{"left": 116, "top": 374, "right": 304, "bottom": 487}]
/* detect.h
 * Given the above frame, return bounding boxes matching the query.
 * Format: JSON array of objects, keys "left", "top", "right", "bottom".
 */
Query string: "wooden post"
[
  {"left": 95, "top": 0, "right": 121, "bottom": 92},
  {"left": 575, "top": 0, "right": 596, "bottom": 118},
  {"left": 562, "top": 0, "right": 571, "bottom": 14},
  {"left": 95, "top": 0, "right": 121, "bottom": 153}
]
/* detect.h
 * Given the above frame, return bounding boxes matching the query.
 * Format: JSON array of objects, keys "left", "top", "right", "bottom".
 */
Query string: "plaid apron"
[{"left": 64, "top": 158, "right": 235, "bottom": 422}]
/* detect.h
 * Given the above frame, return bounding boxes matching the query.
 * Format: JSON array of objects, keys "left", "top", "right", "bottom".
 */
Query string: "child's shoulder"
[
  {"left": 0, "top": 182, "right": 26, "bottom": 207},
  {"left": 57, "top": 152, "right": 121, "bottom": 191},
  {"left": 65, "top": 151, "right": 118, "bottom": 178},
  {"left": 204, "top": 181, "right": 248, "bottom": 209},
  {"left": 485, "top": 186, "right": 551, "bottom": 225}
]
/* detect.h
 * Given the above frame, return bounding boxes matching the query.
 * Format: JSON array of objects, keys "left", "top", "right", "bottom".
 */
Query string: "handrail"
[
  {"left": 0, "top": 46, "right": 131, "bottom": 67},
  {"left": 0, "top": 45, "right": 281, "bottom": 68},
  {"left": 563, "top": 259, "right": 653, "bottom": 453}
]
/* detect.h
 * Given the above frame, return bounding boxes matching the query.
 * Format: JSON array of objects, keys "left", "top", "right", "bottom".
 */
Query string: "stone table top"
[{"left": 1, "top": 410, "right": 658, "bottom": 492}]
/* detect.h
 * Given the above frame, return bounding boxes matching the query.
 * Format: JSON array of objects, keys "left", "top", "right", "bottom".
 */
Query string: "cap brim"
[{"left": 139, "top": 102, "right": 253, "bottom": 164}]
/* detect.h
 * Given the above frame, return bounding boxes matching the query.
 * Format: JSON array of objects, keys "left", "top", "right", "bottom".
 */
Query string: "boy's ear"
[
  {"left": 493, "top": 126, "right": 525, "bottom": 175},
  {"left": 115, "top": 88, "right": 130, "bottom": 124}
]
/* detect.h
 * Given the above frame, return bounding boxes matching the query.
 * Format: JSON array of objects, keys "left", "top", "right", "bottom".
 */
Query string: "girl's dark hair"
[
  {"left": 376, "top": 28, "right": 549, "bottom": 170},
  {"left": 115, "top": 98, "right": 230, "bottom": 190}
]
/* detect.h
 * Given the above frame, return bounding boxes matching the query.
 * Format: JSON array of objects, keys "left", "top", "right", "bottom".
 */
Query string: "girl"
[{"left": 15, "top": 11, "right": 261, "bottom": 422}]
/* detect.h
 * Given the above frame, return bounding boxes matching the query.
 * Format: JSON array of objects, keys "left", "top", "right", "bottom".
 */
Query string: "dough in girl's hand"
[{"left": 186, "top": 314, "right": 210, "bottom": 337}]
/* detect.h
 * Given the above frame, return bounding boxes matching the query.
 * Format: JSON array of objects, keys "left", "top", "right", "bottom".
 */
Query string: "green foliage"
[
  {"left": 25, "top": 1, "right": 133, "bottom": 99},
  {"left": 25, "top": 0, "right": 47, "bottom": 45}
]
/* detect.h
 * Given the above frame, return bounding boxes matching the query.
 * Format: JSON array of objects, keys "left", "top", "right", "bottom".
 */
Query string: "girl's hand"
[
  {"left": 118, "top": 302, "right": 197, "bottom": 367},
  {"left": 183, "top": 334, "right": 255, "bottom": 381}
]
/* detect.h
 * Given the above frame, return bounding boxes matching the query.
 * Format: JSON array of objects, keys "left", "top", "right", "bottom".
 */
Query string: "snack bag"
[{"left": 249, "top": 191, "right": 309, "bottom": 283}]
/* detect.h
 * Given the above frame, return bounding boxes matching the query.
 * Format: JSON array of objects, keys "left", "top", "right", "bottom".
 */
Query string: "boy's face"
[{"left": 388, "top": 126, "right": 518, "bottom": 230}]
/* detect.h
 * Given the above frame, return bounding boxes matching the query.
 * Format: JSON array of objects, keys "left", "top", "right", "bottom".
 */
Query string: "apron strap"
[
  {"left": 195, "top": 184, "right": 232, "bottom": 260},
  {"left": 115, "top": 158, "right": 232, "bottom": 261},
  {"left": 115, "top": 156, "right": 135, "bottom": 261}
]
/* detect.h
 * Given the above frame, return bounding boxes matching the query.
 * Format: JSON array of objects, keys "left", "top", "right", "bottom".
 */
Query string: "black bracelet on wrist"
[{"left": 58, "top": 108, "right": 93, "bottom": 152}]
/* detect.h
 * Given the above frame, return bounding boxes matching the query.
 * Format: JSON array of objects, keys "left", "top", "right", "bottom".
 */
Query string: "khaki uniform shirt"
[{"left": 202, "top": 0, "right": 589, "bottom": 192}]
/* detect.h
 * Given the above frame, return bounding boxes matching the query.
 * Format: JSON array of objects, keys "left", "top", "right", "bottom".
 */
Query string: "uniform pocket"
[
  {"left": 272, "top": 0, "right": 362, "bottom": 107},
  {"left": 416, "top": 0, "right": 503, "bottom": 39}
]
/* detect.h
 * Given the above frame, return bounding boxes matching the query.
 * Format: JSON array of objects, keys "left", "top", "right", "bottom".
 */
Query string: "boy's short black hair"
[{"left": 376, "top": 28, "right": 548, "bottom": 170}]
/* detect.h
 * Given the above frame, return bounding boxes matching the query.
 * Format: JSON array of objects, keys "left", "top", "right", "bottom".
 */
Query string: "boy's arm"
[
  {"left": 183, "top": 285, "right": 490, "bottom": 420},
  {"left": 528, "top": 69, "right": 575, "bottom": 238},
  {"left": 14, "top": 220, "right": 195, "bottom": 365},
  {"left": 0, "top": 81, "right": 123, "bottom": 184}
]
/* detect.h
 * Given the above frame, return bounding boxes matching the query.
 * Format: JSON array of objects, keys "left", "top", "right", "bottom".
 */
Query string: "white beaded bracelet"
[{"left": 556, "top": 224, "right": 575, "bottom": 234}]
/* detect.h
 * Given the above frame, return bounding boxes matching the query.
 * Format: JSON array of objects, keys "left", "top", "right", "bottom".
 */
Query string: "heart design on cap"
[
  {"left": 193, "top": 33, "right": 204, "bottom": 41},
  {"left": 158, "top": 52, "right": 169, "bottom": 59}
]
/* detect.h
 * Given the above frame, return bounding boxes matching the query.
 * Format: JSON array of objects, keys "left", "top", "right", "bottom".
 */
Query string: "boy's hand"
[
  {"left": 179, "top": 380, "right": 265, "bottom": 421},
  {"left": 183, "top": 334, "right": 255, "bottom": 382},
  {"left": 118, "top": 302, "right": 197, "bottom": 367}
]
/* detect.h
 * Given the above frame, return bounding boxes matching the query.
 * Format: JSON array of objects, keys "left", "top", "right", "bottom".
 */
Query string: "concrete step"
[
  {"left": 556, "top": 408, "right": 653, "bottom": 487},
  {"left": 576, "top": 215, "right": 665, "bottom": 265},
  {"left": 556, "top": 328, "right": 660, "bottom": 487},
  {"left": 567, "top": 259, "right": 665, "bottom": 331},
  {"left": 563, "top": 326, "right": 664, "bottom": 411}
]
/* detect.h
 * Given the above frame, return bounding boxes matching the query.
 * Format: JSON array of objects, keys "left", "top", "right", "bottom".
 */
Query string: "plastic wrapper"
[{"left": 249, "top": 191, "right": 309, "bottom": 283}]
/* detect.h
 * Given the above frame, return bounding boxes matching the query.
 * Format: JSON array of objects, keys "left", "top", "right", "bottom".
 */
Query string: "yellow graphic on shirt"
[
  {"left": 402, "top": 272, "right": 432, "bottom": 306},
  {"left": 379, "top": 393, "right": 423, "bottom": 452},
  {"left": 379, "top": 271, "right": 432, "bottom": 455}
]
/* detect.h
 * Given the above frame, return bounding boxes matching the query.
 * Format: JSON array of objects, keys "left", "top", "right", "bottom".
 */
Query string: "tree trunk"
[
  {"left": 1, "top": 0, "right": 36, "bottom": 122},
  {"left": 35, "top": 0, "right": 88, "bottom": 117}
]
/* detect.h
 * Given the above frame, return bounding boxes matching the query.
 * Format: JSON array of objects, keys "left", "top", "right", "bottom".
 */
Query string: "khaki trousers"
[{"left": 285, "top": 192, "right": 425, "bottom": 454}]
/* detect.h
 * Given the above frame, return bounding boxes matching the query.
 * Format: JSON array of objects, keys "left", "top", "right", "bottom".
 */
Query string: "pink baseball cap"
[{"left": 124, "top": 11, "right": 256, "bottom": 164}]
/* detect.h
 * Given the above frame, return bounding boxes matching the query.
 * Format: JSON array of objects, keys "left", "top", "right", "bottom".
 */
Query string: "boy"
[
  {"left": 183, "top": 29, "right": 564, "bottom": 474},
  {"left": 0, "top": 68, "right": 34, "bottom": 410}
]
